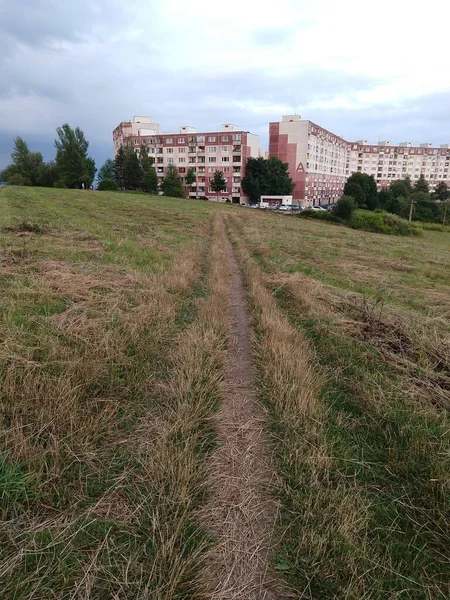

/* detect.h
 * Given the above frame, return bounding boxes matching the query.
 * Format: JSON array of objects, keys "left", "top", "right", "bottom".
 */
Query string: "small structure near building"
[{"left": 259, "top": 195, "right": 293, "bottom": 208}]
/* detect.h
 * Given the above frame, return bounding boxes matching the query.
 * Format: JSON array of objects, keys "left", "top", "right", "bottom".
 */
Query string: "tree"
[
  {"left": 241, "top": 156, "right": 294, "bottom": 202},
  {"left": 7, "top": 137, "right": 44, "bottom": 185},
  {"left": 141, "top": 167, "right": 158, "bottom": 194},
  {"left": 124, "top": 147, "right": 142, "bottom": 190},
  {"left": 333, "top": 195, "right": 357, "bottom": 220},
  {"left": 161, "top": 164, "right": 185, "bottom": 198},
  {"left": 412, "top": 191, "right": 439, "bottom": 222},
  {"left": 343, "top": 172, "right": 378, "bottom": 209},
  {"left": 8, "top": 173, "right": 25, "bottom": 186},
  {"left": 97, "top": 179, "right": 118, "bottom": 191},
  {"left": 433, "top": 181, "right": 449, "bottom": 201},
  {"left": 210, "top": 170, "right": 227, "bottom": 201},
  {"left": 97, "top": 159, "right": 116, "bottom": 183},
  {"left": 54, "top": 124, "right": 96, "bottom": 188},
  {"left": 390, "top": 178, "right": 412, "bottom": 198},
  {"left": 241, "top": 173, "right": 261, "bottom": 203},
  {"left": 414, "top": 174, "right": 429, "bottom": 194},
  {"left": 139, "top": 146, "right": 157, "bottom": 193},
  {"left": 186, "top": 167, "right": 196, "bottom": 198},
  {"left": 114, "top": 147, "right": 126, "bottom": 189},
  {"left": 37, "top": 161, "right": 58, "bottom": 188}
]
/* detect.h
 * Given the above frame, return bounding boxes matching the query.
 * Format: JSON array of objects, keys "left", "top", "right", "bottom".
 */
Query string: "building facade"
[
  {"left": 113, "top": 117, "right": 260, "bottom": 202},
  {"left": 269, "top": 115, "right": 450, "bottom": 206}
]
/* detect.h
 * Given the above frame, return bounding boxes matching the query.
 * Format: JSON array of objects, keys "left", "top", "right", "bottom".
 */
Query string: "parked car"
[
  {"left": 278, "top": 204, "right": 289, "bottom": 211},
  {"left": 310, "top": 206, "right": 327, "bottom": 211}
]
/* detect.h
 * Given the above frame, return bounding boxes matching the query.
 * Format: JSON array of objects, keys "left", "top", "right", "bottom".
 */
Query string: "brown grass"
[{"left": 198, "top": 217, "right": 281, "bottom": 599}]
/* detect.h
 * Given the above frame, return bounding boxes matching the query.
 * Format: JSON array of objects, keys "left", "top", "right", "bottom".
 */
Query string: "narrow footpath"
[{"left": 199, "top": 217, "right": 282, "bottom": 600}]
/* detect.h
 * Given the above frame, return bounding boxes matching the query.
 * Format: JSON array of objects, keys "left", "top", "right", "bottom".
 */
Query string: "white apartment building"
[
  {"left": 113, "top": 117, "right": 260, "bottom": 202},
  {"left": 270, "top": 116, "right": 450, "bottom": 205},
  {"left": 346, "top": 141, "right": 450, "bottom": 190}
]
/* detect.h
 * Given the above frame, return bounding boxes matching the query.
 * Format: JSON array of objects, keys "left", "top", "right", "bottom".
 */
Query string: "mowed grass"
[
  {"left": 0, "top": 186, "right": 229, "bottom": 598},
  {"left": 226, "top": 212, "right": 449, "bottom": 599}
]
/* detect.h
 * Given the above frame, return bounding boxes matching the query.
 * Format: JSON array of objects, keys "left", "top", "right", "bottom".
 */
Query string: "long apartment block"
[
  {"left": 270, "top": 115, "right": 450, "bottom": 206},
  {"left": 113, "top": 116, "right": 261, "bottom": 202}
]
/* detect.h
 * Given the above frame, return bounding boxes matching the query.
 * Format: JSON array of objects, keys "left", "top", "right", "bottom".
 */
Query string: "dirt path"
[{"left": 199, "top": 217, "right": 281, "bottom": 599}]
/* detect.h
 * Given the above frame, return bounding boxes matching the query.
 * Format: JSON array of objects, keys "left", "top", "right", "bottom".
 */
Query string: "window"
[
  {"left": 221, "top": 135, "right": 229, "bottom": 142},
  {"left": 179, "top": 157, "right": 186, "bottom": 163},
  {"left": 179, "top": 167, "right": 186, "bottom": 174},
  {"left": 178, "top": 137, "right": 185, "bottom": 143},
  {"left": 166, "top": 138, "right": 173, "bottom": 144},
  {"left": 232, "top": 134, "right": 241, "bottom": 141},
  {"left": 208, "top": 136, "right": 216, "bottom": 142},
  {"left": 222, "top": 156, "right": 230, "bottom": 162},
  {"left": 209, "top": 167, "right": 215, "bottom": 172},
  {"left": 188, "top": 136, "right": 196, "bottom": 143},
  {"left": 134, "top": 139, "right": 139, "bottom": 144},
  {"left": 208, "top": 146, "right": 216, "bottom": 153},
  {"left": 179, "top": 147, "right": 185, "bottom": 153},
  {"left": 166, "top": 148, "right": 174, "bottom": 153},
  {"left": 167, "top": 158, "right": 174, "bottom": 164},
  {"left": 197, "top": 136, "right": 205, "bottom": 143},
  {"left": 223, "top": 166, "right": 230, "bottom": 172},
  {"left": 222, "top": 146, "right": 229, "bottom": 152},
  {"left": 208, "top": 157, "right": 216, "bottom": 163}
]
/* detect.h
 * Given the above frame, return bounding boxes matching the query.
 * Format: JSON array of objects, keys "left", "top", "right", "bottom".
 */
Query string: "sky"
[{"left": 1, "top": 0, "right": 450, "bottom": 171}]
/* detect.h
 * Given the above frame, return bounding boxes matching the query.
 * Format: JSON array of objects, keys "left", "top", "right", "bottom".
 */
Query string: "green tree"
[
  {"left": 242, "top": 156, "right": 294, "bottom": 202},
  {"left": 97, "top": 179, "right": 118, "bottom": 191},
  {"left": 1, "top": 164, "right": 20, "bottom": 183},
  {"left": 433, "top": 181, "right": 449, "bottom": 201},
  {"left": 161, "top": 164, "right": 185, "bottom": 198},
  {"left": 390, "top": 178, "right": 412, "bottom": 198},
  {"left": 241, "top": 173, "right": 261, "bottom": 203},
  {"left": 333, "top": 195, "right": 357, "bottom": 220},
  {"left": 8, "top": 173, "right": 25, "bottom": 186},
  {"left": 414, "top": 174, "right": 429, "bottom": 194},
  {"left": 37, "top": 161, "right": 58, "bottom": 187},
  {"left": 124, "top": 147, "right": 142, "bottom": 190},
  {"left": 412, "top": 191, "right": 439, "bottom": 222},
  {"left": 139, "top": 146, "right": 157, "bottom": 193},
  {"left": 97, "top": 159, "right": 116, "bottom": 183},
  {"left": 142, "top": 167, "right": 158, "bottom": 194},
  {"left": 343, "top": 172, "right": 378, "bottom": 209},
  {"left": 114, "top": 147, "right": 126, "bottom": 189},
  {"left": 54, "top": 124, "right": 96, "bottom": 188},
  {"left": 186, "top": 167, "right": 196, "bottom": 198},
  {"left": 8, "top": 137, "right": 44, "bottom": 185},
  {"left": 210, "top": 170, "right": 227, "bottom": 201}
]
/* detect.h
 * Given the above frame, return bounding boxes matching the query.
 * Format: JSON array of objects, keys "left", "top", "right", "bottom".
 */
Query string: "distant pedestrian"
[
  {"left": 81, "top": 183, "right": 85, "bottom": 190},
  {"left": 90, "top": 185, "right": 93, "bottom": 190}
]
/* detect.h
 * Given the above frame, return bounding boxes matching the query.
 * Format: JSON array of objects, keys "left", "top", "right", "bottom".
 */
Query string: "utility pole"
[{"left": 408, "top": 196, "right": 414, "bottom": 222}]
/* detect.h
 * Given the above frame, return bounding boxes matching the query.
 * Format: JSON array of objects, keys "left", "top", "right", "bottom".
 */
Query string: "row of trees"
[
  {"left": 100, "top": 145, "right": 228, "bottom": 199},
  {"left": 1, "top": 126, "right": 96, "bottom": 189},
  {"left": 343, "top": 172, "right": 449, "bottom": 223}
]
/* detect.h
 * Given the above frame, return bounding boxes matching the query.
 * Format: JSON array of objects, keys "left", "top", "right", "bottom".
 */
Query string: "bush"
[
  {"left": 333, "top": 195, "right": 358, "bottom": 220},
  {"left": 97, "top": 179, "right": 118, "bottom": 191},
  {"left": 348, "top": 211, "right": 421, "bottom": 236},
  {"left": 8, "top": 173, "right": 25, "bottom": 186},
  {"left": 299, "top": 209, "right": 342, "bottom": 223},
  {"left": 54, "top": 179, "right": 67, "bottom": 189}
]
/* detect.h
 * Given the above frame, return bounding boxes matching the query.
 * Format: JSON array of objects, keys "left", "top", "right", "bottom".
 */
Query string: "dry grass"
[
  {"left": 0, "top": 187, "right": 232, "bottom": 598},
  {"left": 226, "top": 212, "right": 450, "bottom": 599},
  {"left": 198, "top": 217, "right": 281, "bottom": 600}
]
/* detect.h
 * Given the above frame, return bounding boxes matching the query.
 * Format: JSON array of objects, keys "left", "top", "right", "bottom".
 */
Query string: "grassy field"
[{"left": 1, "top": 187, "right": 449, "bottom": 599}]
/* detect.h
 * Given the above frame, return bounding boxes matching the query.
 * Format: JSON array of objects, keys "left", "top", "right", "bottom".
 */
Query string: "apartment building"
[
  {"left": 113, "top": 117, "right": 260, "bottom": 202},
  {"left": 269, "top": 115, "right": 450, "bottom": 206},
  {"left": 346, "top": 141, "right": 450, "bottom": 190}
]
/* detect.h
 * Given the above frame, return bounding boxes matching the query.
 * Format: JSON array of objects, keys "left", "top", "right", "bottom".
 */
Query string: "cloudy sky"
[{"left": 1, "top": 0, "right": 449, "bottom": 170}]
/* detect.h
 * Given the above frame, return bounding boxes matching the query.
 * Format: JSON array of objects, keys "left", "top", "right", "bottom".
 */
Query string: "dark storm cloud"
[{"left": 0, "top": 2, "right": 449, "bottom": 173}]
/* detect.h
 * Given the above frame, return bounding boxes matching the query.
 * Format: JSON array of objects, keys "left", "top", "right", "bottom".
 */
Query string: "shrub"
[
  {"left": 348, "top": 211, "right": 421, "bottom": 236},
  {"left": 97, "top": 179, "right": 118, "bottom": 191},
  {"left": 333, "top": 195, "right": 358, "bottom": 220},
  {"left": 53, "top": 179, "right": 67, "bottom": 189},
  {"left": 299, "top": 209, "right": 342, "bottom": 223},
  {"left": 8, "top": 173, "right": 25, "bottom": 186}
]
